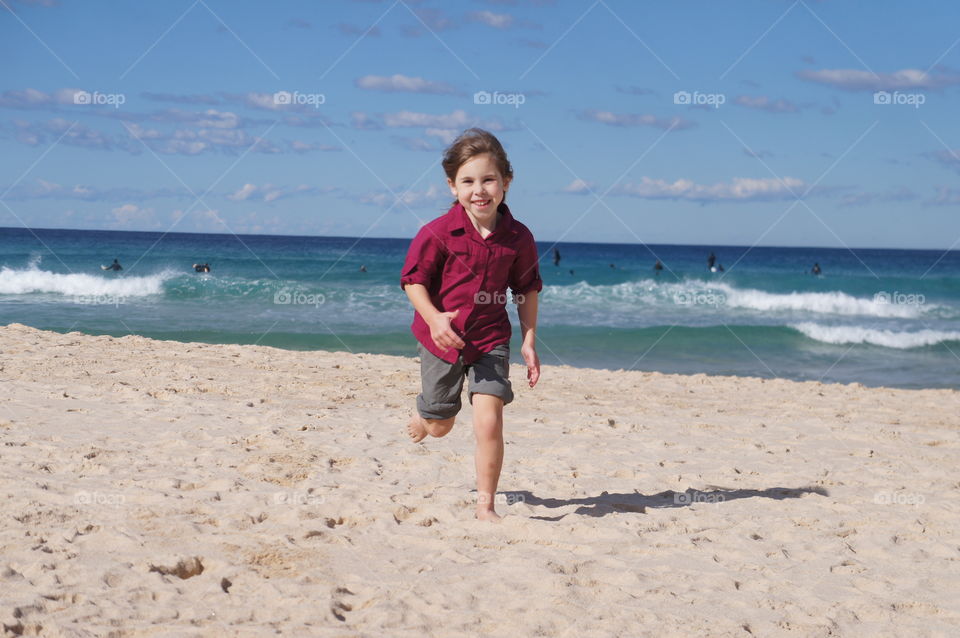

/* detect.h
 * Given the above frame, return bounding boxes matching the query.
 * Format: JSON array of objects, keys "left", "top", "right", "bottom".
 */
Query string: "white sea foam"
[
  {"left": 0, "top": 264, "right": 174, "bottom": 297},
  {"left": 541, "top": 279, "right": 936, "bottom": 319},
  {"left": 722, "top": 285, "right": 926, "bottom": 319},
  {"left": 791, "top": 322, "right": 960, "bottom": 349}
]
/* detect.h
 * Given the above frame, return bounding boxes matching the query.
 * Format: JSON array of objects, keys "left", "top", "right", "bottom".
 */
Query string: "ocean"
[{"left": 2, "top": 226, "right": 958, "bottom": 389}]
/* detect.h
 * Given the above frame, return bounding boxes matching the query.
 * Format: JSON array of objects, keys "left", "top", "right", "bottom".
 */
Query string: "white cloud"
[
  {"left": 578, "top": 109, "right": 696, "bottom": 131},
  {"left": 16, "top": 117, "right": 119, "bottom": 150},
  {"left": 796, "top": 68, "right": 960, "bottom": 91},
  {"left": 192, "top": 109, "right": 241, "bottom": 129},
  {"left": 378, "top": 109, "right": 509, "bottom": 134},
  {"left": 242, "top": 92, "right": 285, "bottom": 110},
  {"left": 111, "top": 203, "right": 154, "bottom": 225},
  {"left": 228, "top": 184, "right": 258, "bottom": 201},
  {"left": 125, "top": 123, "right": 165, "bottom": 140},
  {"left": 468, "top": 10, "right": 514, "bottom": 28},
  {"left": 289, "top": 140, "right": 339, "bottom": 153},
  {"left": 360, "top": 184, "right": 448, "bottom": 208},
  {"left": 0, "top": 178, "right": 187, "bottom": 203},
  {"left": 35, "top": 178, "right": 61, "bottom": 194},
  {"left": 355, "top": 74, "right": 458, "bottom": 95},
  {"left": 925, "top": 186, "right": 960, "bottom": 206},
  {"left": 225, "top": 183, "right": 337, "bottom": 203},
  {"left": 612, "top": 176, "right": 806, "bottom": 202},
  {"left": 562, "top": 179, "right": 595, "bottom": 194},
  {"left": 424, "top": 128, "right": 458, "bottom": 144},
  {"left": 0, "top": 87, "right": 91, "bottom": 109},
  {"left": 383, "top": 109, "right": 473, "bottom": 128}
]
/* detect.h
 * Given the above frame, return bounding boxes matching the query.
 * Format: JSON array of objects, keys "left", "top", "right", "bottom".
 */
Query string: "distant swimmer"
[
  {"left": 193, "top": 262, "right": 211, "bottom": 273},
  {"left": 654, "top": 260, "right": 664, "bottom": 276},
  {"left": 707, "top": 252, "right": 716, "bottom": 271},
  {"left": 102, "top": 259, "right": 122, "bottom": 271},
  {"left": 717, "top": 263, "right": 725, "bottom": 272},
  {"left": 553, "top": 247, "right": 561, "bottom": 266},
  {"left": 811, "top": 262, "right": 822, "bottom": 276},
  {"left": 569, "top": 269, "right": 575, "bottom": 276},
  {"left": 359, "top": 264, "right": 367, "bottom": 273},
  {"left": 609, "top": 263, "right": 616, "bottom": 269}
]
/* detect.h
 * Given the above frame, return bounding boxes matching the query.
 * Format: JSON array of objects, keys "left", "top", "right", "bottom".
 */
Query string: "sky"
[{"left": 2, "top": 0, "right": 960, "bottom": 249}]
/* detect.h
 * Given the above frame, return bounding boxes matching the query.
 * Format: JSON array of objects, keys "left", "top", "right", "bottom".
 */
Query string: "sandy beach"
[{"left": 1, "top": 322, "right": 958, "bottom": 637}]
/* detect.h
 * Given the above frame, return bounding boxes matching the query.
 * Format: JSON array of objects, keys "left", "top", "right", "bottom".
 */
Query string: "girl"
[{"left": 400, "top": 128, "right": 542, "bottom": 522}]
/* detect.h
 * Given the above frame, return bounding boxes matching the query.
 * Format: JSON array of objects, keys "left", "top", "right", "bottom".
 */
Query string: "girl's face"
[{"left": 447, "top": 153, "right": 511, "bottom": 220}]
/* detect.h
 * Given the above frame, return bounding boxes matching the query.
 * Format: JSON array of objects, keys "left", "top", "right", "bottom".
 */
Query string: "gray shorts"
[{"left": 416, "top": 342, "right": 514, "bottom": 420}]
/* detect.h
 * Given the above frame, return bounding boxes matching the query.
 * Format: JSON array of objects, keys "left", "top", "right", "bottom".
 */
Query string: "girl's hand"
[
  {"left": 428, "top": 309, "right": 465, "bottom": 351},
  {"left": 521, "top": 342, "right": 540, "bottom": 388}
]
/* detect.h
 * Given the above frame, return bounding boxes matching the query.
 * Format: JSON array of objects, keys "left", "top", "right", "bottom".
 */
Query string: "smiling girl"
[{"left": 400, "top": 128, "right": 542, "bottom": 522}]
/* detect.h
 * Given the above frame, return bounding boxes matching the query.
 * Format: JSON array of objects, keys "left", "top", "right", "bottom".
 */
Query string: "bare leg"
[
  {"left": 407, "top": 414, "right": 454, "bottom": 442},
  {"left": 471, "top": 394, "right": 504, "bottom": 522}
]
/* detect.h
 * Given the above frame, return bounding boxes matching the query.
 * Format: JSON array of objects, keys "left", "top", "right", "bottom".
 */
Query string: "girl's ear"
[
  {"left": 503, "top": 176, "right": 512, "bottom": 192},
  {"left": 447, "top": 178, "right": 457, "bottom": 197}
]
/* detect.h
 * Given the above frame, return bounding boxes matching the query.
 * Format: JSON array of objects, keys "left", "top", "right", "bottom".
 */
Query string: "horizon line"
[{"left": 0, "top": 225, "right": 955, "bottom": 254}]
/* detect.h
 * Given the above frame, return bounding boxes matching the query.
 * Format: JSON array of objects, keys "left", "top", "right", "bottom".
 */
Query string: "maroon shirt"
[{"left": 400, "top": 201, "right": 543, "bottom": 364}]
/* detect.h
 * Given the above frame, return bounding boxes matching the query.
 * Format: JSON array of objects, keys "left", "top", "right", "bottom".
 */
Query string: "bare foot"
[
  {"left": 475, "top": 509, "right": 502, "bottom": 523},
  {"left": 407, "top": 414, "right": 427, "bottom": 443}
]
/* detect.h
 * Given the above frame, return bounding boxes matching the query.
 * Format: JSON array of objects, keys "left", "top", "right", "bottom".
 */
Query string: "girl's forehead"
[{"left": 456, "top": 153, "right": 499, "bottom": 176}]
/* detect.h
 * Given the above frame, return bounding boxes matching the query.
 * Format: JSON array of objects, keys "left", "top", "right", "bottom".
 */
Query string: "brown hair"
[{"left": 442, "top": 128, "right": 513, "bottom": 204}]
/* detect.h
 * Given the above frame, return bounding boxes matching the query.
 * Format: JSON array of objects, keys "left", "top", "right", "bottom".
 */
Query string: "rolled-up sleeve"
[
  {"left": 508, "top": 229, "right": 543, "bottom": 296},
  {"left": 400, "top": 226, "right": 446, "bottom": 290}
]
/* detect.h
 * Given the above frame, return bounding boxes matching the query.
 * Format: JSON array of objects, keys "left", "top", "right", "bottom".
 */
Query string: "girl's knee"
[{"left": 473, "top": 416, "right": 502, "bottom": 441}]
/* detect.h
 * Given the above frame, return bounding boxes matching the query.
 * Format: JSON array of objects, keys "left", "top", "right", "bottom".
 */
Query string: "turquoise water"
[{"left": 2, "top": 226, "right": 959, "bottom": 389}]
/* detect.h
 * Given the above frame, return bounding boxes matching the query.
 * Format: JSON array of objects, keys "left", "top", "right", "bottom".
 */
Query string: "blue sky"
[{"left": 2, "top": 0, "right": 960, "bottom": 249}]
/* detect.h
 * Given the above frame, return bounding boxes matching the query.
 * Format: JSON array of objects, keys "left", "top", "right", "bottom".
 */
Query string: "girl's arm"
[
  {"left": 516, "top": 290, "right": 540, "bottom": 387},
  {"left": 403, "top": 283, "right": 465, "bottom": 351}
]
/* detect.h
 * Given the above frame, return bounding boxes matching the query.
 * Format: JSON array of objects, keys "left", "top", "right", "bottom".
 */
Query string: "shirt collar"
[{"left": 448, "top": 201, "right": 516, "bottom": 237}]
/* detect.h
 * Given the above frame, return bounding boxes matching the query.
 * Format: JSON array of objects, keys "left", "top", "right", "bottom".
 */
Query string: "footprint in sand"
[{"left": 330, "top": 586, "right": 355, "bottom": 621}]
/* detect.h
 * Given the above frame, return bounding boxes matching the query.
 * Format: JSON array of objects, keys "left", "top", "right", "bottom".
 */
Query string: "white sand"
[{"left": 1, "top": 323, "right": 958, "bottom": 637}]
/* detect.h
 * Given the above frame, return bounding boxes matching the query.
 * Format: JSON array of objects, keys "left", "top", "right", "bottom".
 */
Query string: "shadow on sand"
[{"left": 502, "top": 486, "right": 829, "bottom": 520}]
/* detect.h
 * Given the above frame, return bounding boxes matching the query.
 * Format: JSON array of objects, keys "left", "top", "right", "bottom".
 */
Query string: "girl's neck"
[{"left": 466, "top": 207, "right": 499, "bottom": 238}]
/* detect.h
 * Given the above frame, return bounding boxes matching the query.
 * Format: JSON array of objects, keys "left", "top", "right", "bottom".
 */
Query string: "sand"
[{"left": 0, "top": 322, "right": 958, "bottom": 637}]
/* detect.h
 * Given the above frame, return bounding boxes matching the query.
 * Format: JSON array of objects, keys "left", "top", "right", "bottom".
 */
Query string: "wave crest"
[
  {"left": 0, "top": 264, "right": 174, "bottom": 297},
  {"left": 791, "top": 322, "right": 960, "bottom": 349},
  {"left": 540, "top": 279, "right": 937, "bottom": 319}
]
